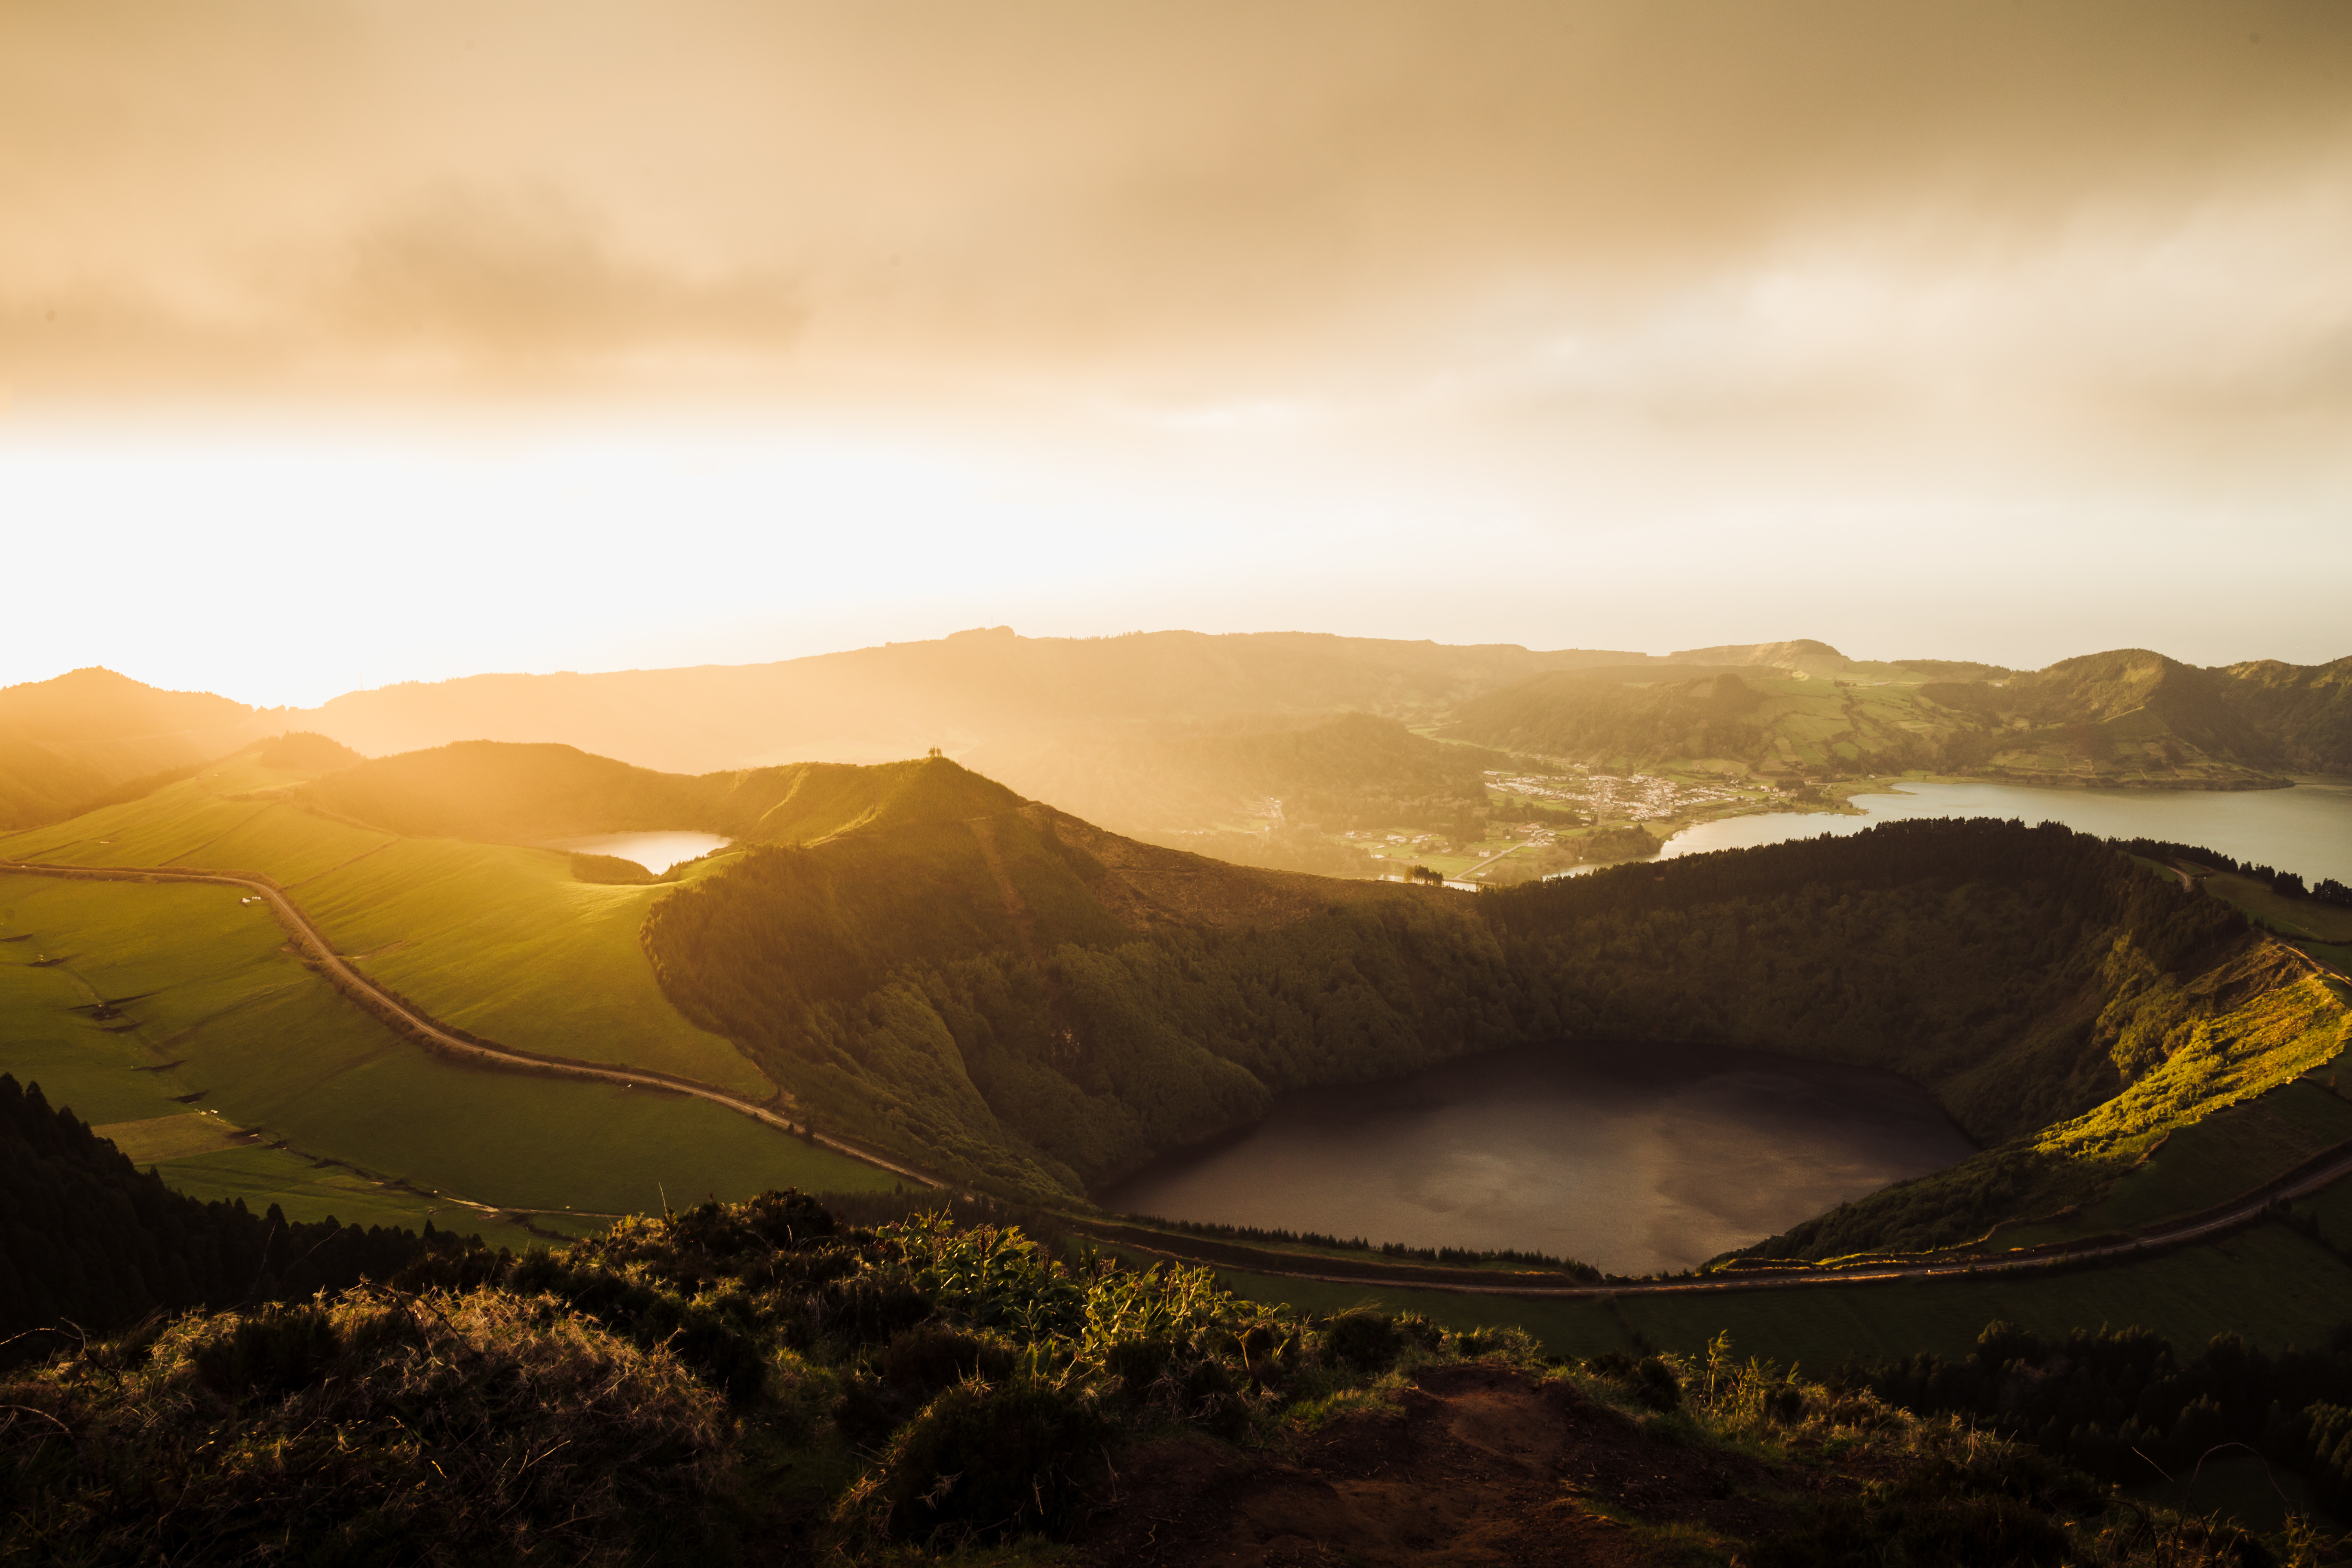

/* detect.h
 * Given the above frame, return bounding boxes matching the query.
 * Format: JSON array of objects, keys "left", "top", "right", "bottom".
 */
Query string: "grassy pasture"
[
  {"left": 294, "top": 836, "right": 765, "bottom": 1093},
  {"left": 0, "top": 871, "right": 898, "bottom": 1234},
  {"left": 1191, "top": 1213, "right": 2352, "bottom": 1372},
  {"left": 0, "top": 756, "right": 767, "bottom": 1096},
  {"left": 92, "top": 1111, "right": 250, "bottom": 1162},
  {"left": 2205, "top": 873, "right": 2352, "bottom": 945},
  {"left": 1619, "top": 1220, "right": 2352, "bottom": 1366},
  {"left": 148, "top": 1145, "right": 555, "bottom": 1253}
]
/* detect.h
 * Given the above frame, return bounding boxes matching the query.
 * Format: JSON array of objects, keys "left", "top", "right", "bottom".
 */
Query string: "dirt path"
[
  {"left": 1075, "top": 1363, "right": 1810, "bottom": 1567},
  {"left": 0, "top": 858, "right": 943, "bottom": 1190}
]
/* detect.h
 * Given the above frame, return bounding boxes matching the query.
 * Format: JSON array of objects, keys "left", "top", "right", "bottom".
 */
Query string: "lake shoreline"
[{"left": 1095, "top": 1036, "right": 1980, "bottom": 1277}]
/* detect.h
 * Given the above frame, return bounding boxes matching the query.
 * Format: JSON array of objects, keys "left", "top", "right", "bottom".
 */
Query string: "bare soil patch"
[{"left": 1076, "top": 1363, "right": 1820, "bottom": 1567}]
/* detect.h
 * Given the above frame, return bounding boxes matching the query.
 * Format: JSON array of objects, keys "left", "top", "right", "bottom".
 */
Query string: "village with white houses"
[
  {"left": 1318, "top": 764, "right": 1812, "bottom": 888},
  {"left": 1482, "top": 766, "right": 1748, "bottom": 822}
]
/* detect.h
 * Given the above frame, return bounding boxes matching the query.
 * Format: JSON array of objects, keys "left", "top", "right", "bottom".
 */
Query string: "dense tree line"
[
  {"left": 1862, "top": 1315, "right": 2352, "bottom": 1511},
  {"left": 0, "top": 1075, "right": 475, "bottom": 1360},
  {"left": 643, "top": 807, "right": 2331, "bottom": 1260},
  {"left": 1485, "top": 818, "right": 2246, "bottom": 1141},
  {"left": 1441, "top": 668, "right": 1798, "bottom": 772},
  {"left": 2112, "top": 835, "right": 2352, "bottom": 909}
]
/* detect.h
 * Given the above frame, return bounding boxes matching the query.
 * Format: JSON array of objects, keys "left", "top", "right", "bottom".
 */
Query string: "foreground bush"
[
  {"left": 2, "top": 1287, "right": 730, "bottom": 1564},
  {"left": 6, "top": 1192, "right": 2333, "bottom": 1566}
]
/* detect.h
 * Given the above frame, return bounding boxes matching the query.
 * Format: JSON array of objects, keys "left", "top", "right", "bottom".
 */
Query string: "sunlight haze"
[{"left": 3, "top": 0, "right": 2348, "bottom": 699}]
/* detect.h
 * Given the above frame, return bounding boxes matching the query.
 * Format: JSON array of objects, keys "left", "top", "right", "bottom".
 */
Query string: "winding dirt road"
[{"left": 0, "top": 858, "right": 943, "bottom": 1189}]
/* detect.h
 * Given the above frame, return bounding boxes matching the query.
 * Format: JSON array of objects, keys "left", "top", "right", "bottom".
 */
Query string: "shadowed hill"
[
  {"left": 0, "top": 667, "right": 276, "bottom": 830},
  {"left": 1437, "top": 666, "right": 1780, "bottom": 771},
  {"left": 965, "top": 709, "right": 1508, "bottom": 839},
  {"left": 283, "top": 629, "right": 1644, "bottom": 774},
  {"left": 634, "top": 760, "right": 2344, "bottom": 1237},
  {"left": 2220, "top": 655, "right": 2352, "bottom": 774},
  {"left": 0, "top": 1073, "right": 464, "bottom": 1354},
  {"left": 265, "top": 629, "right": 1643, "bottom": 838},
  {"left": 1926, "top": 649, "right": 2282, "bottom": 772},
  {"left": 296, "top": 740, "right": 1033, "bottom": 846},
  {"left": 1445, "top": 644, "right": 2352, "bottom": 783}
]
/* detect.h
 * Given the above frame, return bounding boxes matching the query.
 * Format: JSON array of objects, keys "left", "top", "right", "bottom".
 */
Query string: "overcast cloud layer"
[{"left": 3, "top": 0, "right": 2348, "bottom": 700}]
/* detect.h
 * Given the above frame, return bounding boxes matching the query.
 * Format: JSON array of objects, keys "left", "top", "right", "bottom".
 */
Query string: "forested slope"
[
  {"left": 1442, "top": 645, "right": 2352, "bottom": 783},
  {"left": 0, "top": 1075, "right": 462, "bottom": 1356},
  {"left": 962, "top": 709, "right": 1504, "bottom": 838},
  {"left": 639, "top": 760, "right": 2346, "bottom": 1250}
]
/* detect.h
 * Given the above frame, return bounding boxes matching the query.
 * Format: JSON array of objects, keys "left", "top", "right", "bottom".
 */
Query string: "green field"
[
  {"left": 1997, "top": 1077, "right": 2352, "bottom": 1246},
  {"left": 1188, "top": 1210, "right": 2352, "bottom": 1371},
  {"left": 0, "top": 871, "right": 900, "bottom": 1232},
  {"left": 2204, "top": 873, "right": 2352, "bottom": 946},
  {"left": 0, "top": 754, "right": 766, "bottom": 1096}
]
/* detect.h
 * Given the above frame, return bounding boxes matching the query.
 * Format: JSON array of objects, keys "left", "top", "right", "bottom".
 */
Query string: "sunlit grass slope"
[
  {"left": 0, "top": 751, "right": 766, "bottom": 1095},
  {"left": 1996, "top": 1075, "right": 2352, "bottom": 1246},
  {"left": 1727, "top": 937, "right": 2347, "bottom": 1262},
  {"left": 0, "top": 872, "right": 897, "bottom": 1228}
]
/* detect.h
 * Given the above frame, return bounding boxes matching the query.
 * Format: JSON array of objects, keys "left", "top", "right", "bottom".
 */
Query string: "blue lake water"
[
  {"left": 1660, "top": 779, "right": 2352, "bottom": 887},
  {"left": 1096, "top": 1039, "right": 1979, "bottom": 1277}
]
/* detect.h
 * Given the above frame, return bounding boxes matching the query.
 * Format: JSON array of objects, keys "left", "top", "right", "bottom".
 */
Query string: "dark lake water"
[{"left": 1096, "top": 1040, "right": 1979, "bottom": 1277}]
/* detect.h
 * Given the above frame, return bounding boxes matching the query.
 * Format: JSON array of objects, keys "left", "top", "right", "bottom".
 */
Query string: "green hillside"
[
  {"left": 8, "top": 738, "right": 2341, "bottom": 1266},
  {"left": 963, "top": 710, "right": 1507, "bottom": 839},
  {"left": 0, "top": 868, "right": 894, "bottom": 1236},
  {"left": 0, "top": 747, "right": 767, "bottom": 1095},
  {"left": 1441, "top": 644, "right": 2352, "bottom": 785}
]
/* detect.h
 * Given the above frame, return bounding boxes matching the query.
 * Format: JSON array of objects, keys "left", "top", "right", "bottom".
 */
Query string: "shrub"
[
  {"left": 843, "top": 1377, "right": 1111, "bottom": 1544},
  {"left": 1320, "top": 1308, "right": 1406, "bottom": 1373},
  {"left": 1633, "top": 1354, "right": 1684, "bottom": 1412},
  {"left": 1103, "top": 1335, "right": 1176, "bottom": 1395},
  {"left": 2, "top": 1286, "right": 729, "bottom": 1564},
  {"left": 883, "top": 1321, "right": 1017, "bottom": 1401}
]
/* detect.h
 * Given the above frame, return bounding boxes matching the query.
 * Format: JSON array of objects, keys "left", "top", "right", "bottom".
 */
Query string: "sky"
[{"left": 3, "top": 0, "right": 2349, "bottom": 707}]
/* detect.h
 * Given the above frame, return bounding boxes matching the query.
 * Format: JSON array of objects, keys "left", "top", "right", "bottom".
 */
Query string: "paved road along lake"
[{"left": 1096, "top": 1040, "right": 1978, "bottom": 1277}]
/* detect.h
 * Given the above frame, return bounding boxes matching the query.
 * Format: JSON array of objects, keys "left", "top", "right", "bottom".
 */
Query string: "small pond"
[
  {"left": 548, "top": 831, "right": 734, "bottom": 875},
  {"left": 1096, "top": 1039, "right": 1978, "bottom": 1277}
]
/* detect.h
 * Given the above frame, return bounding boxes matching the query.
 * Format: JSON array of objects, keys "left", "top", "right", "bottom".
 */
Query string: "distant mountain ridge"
[
  {"left": 0, "top": 667, "right": 268, "bottom": 830},
  {"left": 6, "top": 631, "right": 2345, "bottom": 837},
  {"left": 1444, "top": 644, "right": 2352, "bottom": 785}
]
